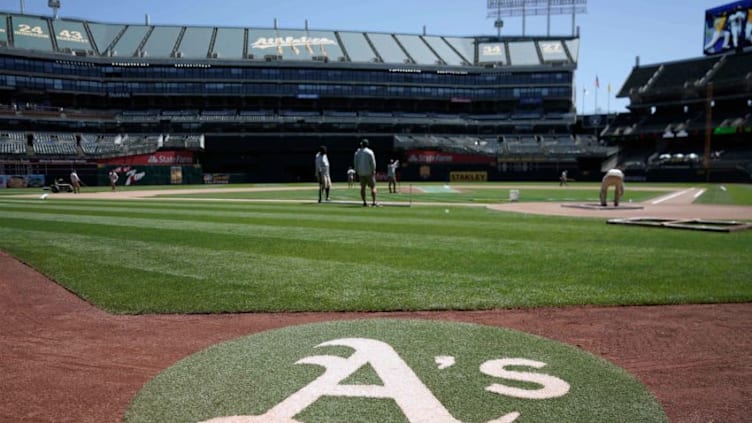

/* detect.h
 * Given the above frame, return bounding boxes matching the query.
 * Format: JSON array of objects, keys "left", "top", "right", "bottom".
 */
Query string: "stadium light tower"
[
  {"left": 487, "top": 0, "right": 587, "bottom": 37},
  {"left": 48, "top": 0, "right": 61, "bottom": 19}
]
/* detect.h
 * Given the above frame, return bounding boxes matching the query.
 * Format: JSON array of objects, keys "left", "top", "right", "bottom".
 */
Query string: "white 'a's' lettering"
[{"left": 201, "top": 338, "right": 520, "bottom": 423}]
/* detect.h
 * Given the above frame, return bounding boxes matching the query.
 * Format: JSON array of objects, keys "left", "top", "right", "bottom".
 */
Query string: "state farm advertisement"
[
  {"left": 405, "top": 150, "right": 496, "bottom": 165},
  {"left": 98, "top": 151, "right": 194, "bottom": 166}
]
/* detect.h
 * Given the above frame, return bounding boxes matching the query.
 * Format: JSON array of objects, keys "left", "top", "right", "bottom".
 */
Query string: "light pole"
[
  {"left": 582, "top": 88, "right": 588, "bottom": 115},
  {"left": 48, "top": 0, "right": 61, "bottom": 19},
  {"left": 487, "top": 0, "right": 587, "bottom": 37}
]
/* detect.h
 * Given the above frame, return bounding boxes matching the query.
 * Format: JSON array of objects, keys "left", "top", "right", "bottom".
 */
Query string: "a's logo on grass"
[
  {"left": 126, "top": 320, "right": 667, "bottom": 423},
  {"left": 204, "top": 337, "right": 567, "bottom": 423}
]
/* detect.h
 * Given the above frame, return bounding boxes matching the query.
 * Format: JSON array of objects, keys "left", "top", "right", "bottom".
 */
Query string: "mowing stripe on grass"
[{"left": 1, "top": 197, "right": 750, "bottom": 313}]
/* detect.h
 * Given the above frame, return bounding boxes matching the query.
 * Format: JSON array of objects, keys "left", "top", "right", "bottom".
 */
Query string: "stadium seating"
[
  {"left": 393, "top": 134, "right": 499, "bottom": 155},
  {"left": 502, "top": 134, "right": 543, "bottom": 155},
  {"left": 31, "top": 133, "right": 78, "bottom": 156},
  {"left": 9, "top": 12, "right": 711, "bottom": 182},
  {"left": 619, "top": 65, "right": 661, "bottom": 96},
  {"left": 119, "top": 110, "right": 160, "bottom": 122},
  {"left": 541, "top": 134, "right": 580, "bottom": 155},
  {"left": 80, "top": 134, "right": 123, "bottom": 157},
  {"left": 126, "top": 135, "right": 162, "bottom": 154},
  {"left": 650, "top": 57, "right": 718, "bottom": 91},
  {"left": 0, "top": 141, "right": 25, "bottom": 155},
  {"left": 238, "top": 110, "right": 275, "bottom": 122},
  {"left": 162, "top": 110, "right": 200, "bottom": 121},
  {"left": 467, "top": 114, "right": 510, "bottom": 121},
  {"left": 200, "top": 110, "right": 238, "bottom": 121},
  {"left": 80, "top": 133, "right": 161, "bottom": 156},
  {"left": 712, "top": 53, "right": 752, "bottom": 84},
  {"left": 510, "top": 110, "right": 543, "bottom": 120},
  {"left": 163, "top": 134, "right": 205, "bottom": 150}
]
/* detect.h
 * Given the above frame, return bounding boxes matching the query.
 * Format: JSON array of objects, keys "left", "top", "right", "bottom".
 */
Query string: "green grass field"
[
  {"left": 694, "top": 183, "right": 752, "bottom": 205},
  {"left": 0, "top": 182, "right": 750, "bottom": 314}
]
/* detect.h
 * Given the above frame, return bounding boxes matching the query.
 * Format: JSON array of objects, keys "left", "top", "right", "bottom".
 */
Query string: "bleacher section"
[
  {"left": 620, "top": 52, "right": 752, "bottom": 100},
  {"left": 394, "top": 135, "right": 499, "bottom": 155},
  {"left": 617, "top": 65, "right": 661, "bottom": 97},
  {"left": 649, "top": 56, "right": 719, "bottom": 92},
  {"left": 541, "top": 134, "right": 578, "bottom": 155},
  {"left": 199, "top": 110, "right": 238, "bottom": 122},
  {"left": 389, "top": 133, "right": 612, "bottom": 159},
  {"left": 610, "top": 51, "right": 752, "bottom": 139},
  {"left": 238, "top": 110, "right": 275, "bottom": 122},
  {"left": 162, "top": 110, "right": 200, "bottom": 122},
  {"left": 32, "top": 133, "right": 78, "bottom": 156},
  {"left": 163, "top": 134, "right": 204, "bottom": 150},
  {"left": 712, "top": 54, "right": 752, "bottom": 84},
  {"left": 0, "top": 131, "right": 27, "bottom": 155},
  {"left": 0, "top": 12, "right": 593, "bottom": 183},
  {"left": 607, "top": 50, "right": 752, "bottom": 182},
  {"left": 80, "top": 134, "right": 122, "bottom": 156},
  {"left": 0, "top": 132, "right": 205, "bottom": 159},
  {"left": 601, "top": 113, "right": 640, "bottom": 136},
  {"left": 502, "top": 135, "right": 543, "bottom": 155},
  {"left": 96, "top": 109, "right": 576, "bottom": 127},
  {"left": 124, "top": 135, "right": 161, "bottom": 155}
]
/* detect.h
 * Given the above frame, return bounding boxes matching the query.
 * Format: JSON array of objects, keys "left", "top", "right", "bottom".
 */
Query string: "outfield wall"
[{"left": 97, "top": 165, "right": 204, "bottom": 187}]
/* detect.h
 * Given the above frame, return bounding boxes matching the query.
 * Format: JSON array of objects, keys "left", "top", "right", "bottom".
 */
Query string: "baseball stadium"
[{"left": 1, "top": 0, "right": 751, "bottom": 422}]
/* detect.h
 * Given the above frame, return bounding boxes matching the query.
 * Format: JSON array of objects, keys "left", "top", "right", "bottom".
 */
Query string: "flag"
[{"left": 595, "top": 75, "right": 600, "bottom": 89}]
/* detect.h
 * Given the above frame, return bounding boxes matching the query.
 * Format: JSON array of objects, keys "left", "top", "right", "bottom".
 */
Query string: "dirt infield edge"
[{"left": 1, "top": 250, "right": 751, "bottom": 423}]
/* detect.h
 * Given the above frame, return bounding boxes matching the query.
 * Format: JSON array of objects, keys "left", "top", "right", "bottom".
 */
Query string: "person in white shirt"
[
  {"left": 315, "top": 146, "right": 331, "bottom": 203},
  {"left": 353, "top": 139, "right": 377, "bottom": 207},
  {"left": 70, "top": 170, "right": 81, "bottom": 194},
  {"left": 728, "top": 7, "right": 746, "bottom": 49},
  {"left": 108, "top": 170, "right": 119, "bottom": 191},
  {"left": 559, "top": 169, "right": 568, "bottom": 186},
  {"left": 387, "top": 159, "right": 399, "bottom": 193},
  {"left": 600, "top": 168, "right": 625, "bottom": 207}
]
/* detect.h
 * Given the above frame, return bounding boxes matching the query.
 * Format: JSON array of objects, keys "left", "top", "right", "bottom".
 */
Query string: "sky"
[{"left": 5, "top": 0, "right": 731, "bottom": 113}]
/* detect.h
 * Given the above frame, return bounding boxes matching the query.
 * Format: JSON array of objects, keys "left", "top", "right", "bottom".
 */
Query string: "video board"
[{"left": 704, "top": 0, "right": 752, "bottom": 55}]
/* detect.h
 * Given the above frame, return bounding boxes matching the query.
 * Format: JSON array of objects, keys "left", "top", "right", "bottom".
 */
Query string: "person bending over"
[{"left": 600, "top": 168, "right": 625, "bottom": 207}]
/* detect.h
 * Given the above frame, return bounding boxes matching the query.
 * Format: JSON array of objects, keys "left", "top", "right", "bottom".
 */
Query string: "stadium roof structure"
[
  {"left": 0, "top": 12, "right": 579, "bottom": 68},
  {"left": 617, "top": 51, "right": 752, "bottom": 106}
]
